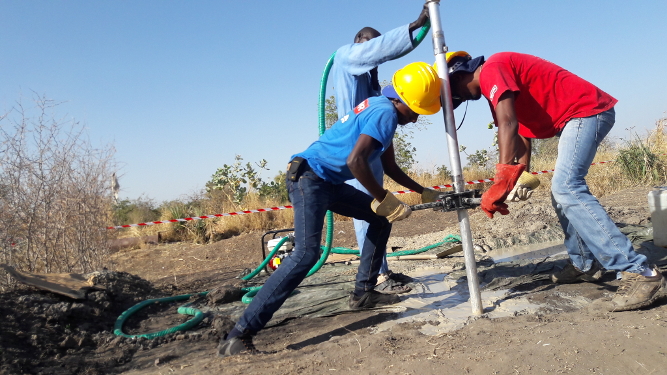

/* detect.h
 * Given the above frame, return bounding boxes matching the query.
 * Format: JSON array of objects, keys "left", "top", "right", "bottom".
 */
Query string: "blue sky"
[{"left": 2, "top": 1, "right": 666, "bottom": 203}]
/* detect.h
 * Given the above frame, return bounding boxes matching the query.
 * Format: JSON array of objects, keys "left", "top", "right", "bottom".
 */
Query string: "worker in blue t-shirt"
[
  {"left": 218, "top": 62, "right": 443, "bottom": 357},
  {"left": 331, "top": 6, "right": 429, "bottom": 293}
]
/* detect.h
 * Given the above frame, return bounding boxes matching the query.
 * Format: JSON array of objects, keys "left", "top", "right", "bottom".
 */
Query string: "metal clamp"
[{"left": 410, "top": 189, "right": 482, "bottom": 212}]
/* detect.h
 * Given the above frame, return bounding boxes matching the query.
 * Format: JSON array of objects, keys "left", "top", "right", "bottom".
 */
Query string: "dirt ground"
[{"left": 2, "top": 186, "right": 667, "bottom": 375}]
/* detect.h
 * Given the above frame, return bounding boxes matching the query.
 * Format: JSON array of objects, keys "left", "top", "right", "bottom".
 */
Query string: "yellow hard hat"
[
  {"left": 391, "top": 62, "right": 442, "bottom": 115},
  {"left": 446, "top": 51, "right": 471, "bottom": 63},
  {"left": 433, "top": 51, "right": 472, "bottom": 73}
]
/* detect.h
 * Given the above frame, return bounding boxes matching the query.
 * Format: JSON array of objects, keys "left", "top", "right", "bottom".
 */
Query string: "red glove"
[{"left": 481, "top": 164, "right": 526, "bottom": 218}]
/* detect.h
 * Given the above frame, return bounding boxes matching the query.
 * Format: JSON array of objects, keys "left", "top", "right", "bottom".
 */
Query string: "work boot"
[
  {"left": 387, "top": 270, "right": 414, "bottom": 284},
  {"left": 375, "top": 275, "right": 411, "bottom": 294},
  {"left": 610, "top": 266, "right": 666, "bottom": 312},
  {"left": 349, "top": 290, "right": 400, "bottom": 310},
  {"left": 217, "top": 333, "right": 264, "bottom": 358},
  {"left": 551, "top": 262, "right": 603, "bottom": 284}
]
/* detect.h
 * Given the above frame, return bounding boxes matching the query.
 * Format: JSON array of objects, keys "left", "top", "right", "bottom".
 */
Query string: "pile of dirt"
[{"left": 0, "top": 272, "right": 167, "bottom": 374}]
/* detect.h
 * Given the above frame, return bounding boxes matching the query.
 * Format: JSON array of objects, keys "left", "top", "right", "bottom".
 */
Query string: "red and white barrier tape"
[
  {"left": 107, "top": 206, "right": 294, "bottom": 230},
  {"left": 396, "top": 159, "right": 614, "bottom": 194},
  {"left": 107, "top": 159, "right": 615, "bottom": 230}
]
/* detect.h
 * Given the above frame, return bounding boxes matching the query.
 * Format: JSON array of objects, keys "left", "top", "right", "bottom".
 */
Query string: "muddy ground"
[{"left": 1, "top": 186, "right": 667, "bottom": 374}]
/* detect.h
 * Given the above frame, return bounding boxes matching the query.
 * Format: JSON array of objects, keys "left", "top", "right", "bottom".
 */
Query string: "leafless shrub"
[{"left": 0, "top": 94, "right": 116, "bottom": 289}]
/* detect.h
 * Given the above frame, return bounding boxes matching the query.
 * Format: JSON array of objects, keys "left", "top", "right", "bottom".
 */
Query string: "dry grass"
[
  {"left": 115, "top": 118, "right": 667, "bottom": 244},
  {"left": 204, "top": 193, "right": 295, "bottom": 239},
  {"left": 532, "top": 141, "right": 628, "bottom": 198},
  {"left": 531, "top": 118, "right": 667, "bottom": 198},
  {"left": 116, "top": 192, "right": 295, "bottom": 243}
]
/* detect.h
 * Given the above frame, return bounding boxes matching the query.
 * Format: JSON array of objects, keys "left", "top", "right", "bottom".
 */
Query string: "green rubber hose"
[
  {"left": 241, "top": 236, "right": 290, "bottom": 281},
  {"left": 386, "top": 233, "right": 460, "bottom": 256},
  {"left": 113, "top": 292, "right": 208, "bottom": 339},
  {"left": 315, "top": 51, "right": 338, "bottom": 278},
  {"left": 324, "top": 234, "right": 461, "bottom": 257},
  {"left": 395, "top": 19, "right": 431, "bottom": 59}
]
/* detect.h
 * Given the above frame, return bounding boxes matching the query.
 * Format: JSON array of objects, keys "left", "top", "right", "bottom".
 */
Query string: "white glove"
[
  {"left": 371, "top": 190, "right": 412, "bottom": 223},
  {"left": 508, "top": 171, "right": 541, "bottom": 202}
]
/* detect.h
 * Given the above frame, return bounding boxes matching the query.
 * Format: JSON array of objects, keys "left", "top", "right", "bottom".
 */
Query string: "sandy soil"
[{"left": 1, "top": 186, "right": 666, "bottom": 375}]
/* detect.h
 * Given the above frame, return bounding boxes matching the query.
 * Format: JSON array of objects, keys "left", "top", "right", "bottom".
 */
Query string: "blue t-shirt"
[{"left": 293, "top": 96, "right": 398, "bottom": 184}]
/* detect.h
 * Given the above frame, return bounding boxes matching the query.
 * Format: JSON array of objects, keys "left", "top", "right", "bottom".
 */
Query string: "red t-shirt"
[{"left": 479, "top": 52, "right": 617, "bottom": 139}]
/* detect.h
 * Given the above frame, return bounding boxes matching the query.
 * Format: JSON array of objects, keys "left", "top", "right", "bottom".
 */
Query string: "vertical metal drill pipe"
[{"left": 426, "top": 0, "right": 483, "bottom": 315}]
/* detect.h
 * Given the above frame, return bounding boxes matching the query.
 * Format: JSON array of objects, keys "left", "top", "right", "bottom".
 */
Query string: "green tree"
[
  {"left": 459, "top": 144, "right": 492, "bottom": 169},
  {"left": 206, "top": 155, "right": 268, "bottom": 204},
  {"left": 488, "top": 121, "right": 498, "bottom": 150},
  {"left": 437, "top": 164, "right": 452, "bottom": 181},
  {"left": 258, "top": 170, "right": 289, "bottom": 203},
  {"left": 468, "top": 149, "right": 490, "bottom": 168},
  {"left": 393, "top": 128, "right": 417, "bottom": 170},
  {"left": 112, "top": 197, "right": 160, "bottom": 226},
  {"left": 207, "top": 155, "right": 289, "bottom": 204},
  {"left": 324, "top": 95, "right": 338, "bottom": 130}
]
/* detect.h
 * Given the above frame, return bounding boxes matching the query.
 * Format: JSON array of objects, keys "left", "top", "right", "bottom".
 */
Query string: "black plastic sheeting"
[
  {"left": 451, "top": 224, "right": 666, "bottom": 292},
  {"left": 197, "top": 224, "right": 665, "bottom": 326}
]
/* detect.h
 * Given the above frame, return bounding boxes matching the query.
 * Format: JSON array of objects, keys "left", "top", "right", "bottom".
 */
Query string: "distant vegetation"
[
  {"left": 114, "top": 117, "right": 667, "bottom": 244},
  {"left": 2, "top": 93, "right": 664, "bottom": 292}
]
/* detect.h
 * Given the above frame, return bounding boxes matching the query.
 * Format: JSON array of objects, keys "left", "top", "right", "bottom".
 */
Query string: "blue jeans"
[
  {"left": 551, "top": 108, "right": 647, "bottom": 274},
  {"left": 234, "top": 164, "right": 392, "bottom": 334},
  {"left": 345, "top": 157, "right": 390, "bottom": 274}
]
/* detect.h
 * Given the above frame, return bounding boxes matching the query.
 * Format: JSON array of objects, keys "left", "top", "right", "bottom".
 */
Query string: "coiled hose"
[{"left": 113, "top": 232, "right": 457, "bottom": 339}]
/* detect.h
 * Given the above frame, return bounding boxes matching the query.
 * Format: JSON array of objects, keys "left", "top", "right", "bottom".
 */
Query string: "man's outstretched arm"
[
  {"left": 349, "top": 136, "right": 413, "bottom": 222},
  {"left": 347, "top": 134, "right": 386, "bottom": 201},
  {"left": 380, "top": 143, "right": 424, "bottom": 193}
]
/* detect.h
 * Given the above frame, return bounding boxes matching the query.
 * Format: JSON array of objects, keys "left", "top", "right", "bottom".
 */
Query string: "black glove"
[{"left": 409, "top": 6, "right": 429, "bottom": 32}]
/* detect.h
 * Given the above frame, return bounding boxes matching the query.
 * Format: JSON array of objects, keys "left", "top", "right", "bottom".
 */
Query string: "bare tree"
[{"left": 0, "top": 94, "right": 116, "bottom": 288}]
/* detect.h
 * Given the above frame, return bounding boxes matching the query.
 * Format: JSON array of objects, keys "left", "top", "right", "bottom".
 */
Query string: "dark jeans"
[{"left": 234, "top": 164, "right": 391, "bottom": 334}]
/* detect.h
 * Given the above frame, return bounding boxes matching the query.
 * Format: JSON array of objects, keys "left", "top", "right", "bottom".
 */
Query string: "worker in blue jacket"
[
  {"left": 331, "top": 6, "right": 430, "bottom": 293},
  {"left": 218, "top": 62, "right": 442, "bottom": 357}
]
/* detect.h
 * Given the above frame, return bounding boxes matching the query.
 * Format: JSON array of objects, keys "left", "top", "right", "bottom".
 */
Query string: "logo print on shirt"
[
  {"left": 354, "top": 99, "right": 370, "bottom": 114},
  {"left": 489, "top": 85, "right": 498, "bottom": 100},
  {"left": 340, "top": 114, "right": 350, "bottom": 123}
]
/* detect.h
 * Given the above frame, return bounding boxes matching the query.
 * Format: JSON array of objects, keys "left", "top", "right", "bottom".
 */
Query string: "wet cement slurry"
[
  {"left": 374, "top": 267, "right": 542, "bottom": 336},
  {"left": 488, "top": 240, "right": 567, "bottom": 263},
  {"left": 372, "top": 238, "right": 579, "bottom": 336}
]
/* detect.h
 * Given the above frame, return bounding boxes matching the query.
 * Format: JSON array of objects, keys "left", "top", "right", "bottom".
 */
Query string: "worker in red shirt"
[{"left": 445, "top": 51, "right": 665, "bottom": 312}]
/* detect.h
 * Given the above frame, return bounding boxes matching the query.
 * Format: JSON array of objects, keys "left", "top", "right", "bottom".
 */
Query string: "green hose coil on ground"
[
  {"left": 112, "top": 229, "right": 456, "bottom": 339},
  {"left": 113, "top": 292, "right": 208, "bottom": 339},
  {"left": 113, "top": 287, "right": 264, "bottom": 339}
]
